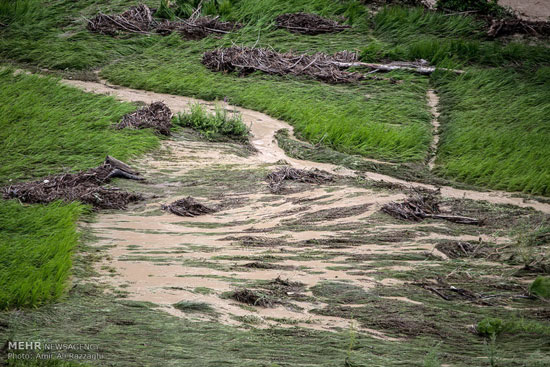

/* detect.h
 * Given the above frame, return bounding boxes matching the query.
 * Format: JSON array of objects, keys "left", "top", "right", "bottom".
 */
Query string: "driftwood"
[
  {"left": 162, "top": 196, "right": 215, "bottom": 217},
  {"left": 266, "top": 166, "right": 333, "bottom": 194},
  {"left": 202, "top": 47, "right": 462, "bottom": 84},
  {"left": 275, "top": 12, "right": 350, "bottom": 35},
  {"left": 382, "top": 191, "right": 481, "bottom": 225},
  {"left": 116, "top": 102, "right": 173, "bottom": 135},
  {"left": 2, "top": 157, "right": 143, "bottom": 209}
]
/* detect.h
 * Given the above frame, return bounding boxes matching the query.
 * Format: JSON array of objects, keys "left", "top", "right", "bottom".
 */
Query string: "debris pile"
[
  {"left": 202, "top": 47, "right": 364, "bottom": 84},
  {"left": 487, "top": 18, "right": 550, "bottom": 38},
  {"left": 2, "top": 156, "right": 143, "bottom": 209},
  {"left": 230, "top": 289, "right": 274, "bottom": 307},
  {"left": 275, "top": 12, "right": 350, "bottom": 35},
  {"left": 435, "top": 241, "right": 490, "bottom": 259},
  {"left": 382, "top": 192, "right": 481, "bottom": 225},
  {"left": 87, "top": 4, "right": 156, "bottom": 36},
  {"left": 266, "top": 166, "right": 333, "bottom": 193},
  {"left": 161, "top": 196, "right": 215, "bottom": 217},
  {"left": 156, "top": 17, "right": 242, "bottom": 39},
  {"left": 116, "top": 102, "right": 173, "bottom": 135},
  {"left": 87, "top": 4, "right": 241, "bottom": 39}
]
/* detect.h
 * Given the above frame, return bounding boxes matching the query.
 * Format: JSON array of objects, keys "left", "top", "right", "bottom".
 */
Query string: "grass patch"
[
  {"left": 434, "top": 68, "right": 550, "bottom": 195},
  {"left": 0, "top": 68, "right": 159, "bottom": 184},
  {"left": 0, "top": 200, "right": 85, "bottom": 309},
  {"left": 173, "top": 300, "right": 215, "bottom": 313},
  {"left": 174, "top": 103, "right": 249, "bottom": 142}
]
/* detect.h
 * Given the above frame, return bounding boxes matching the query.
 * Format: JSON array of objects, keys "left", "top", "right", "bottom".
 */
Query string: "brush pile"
[
  {"left": 230, "top": 289, "right": 274, "bottom": 307},
  {"left": 116, "top": 102, "right": 173, "bottom": 135},
  {"left": 202, "top": 47, "right": 364, "bottom": 84},
  {"left": 382, "top": 192, "right": 481, "bottom": 225},
  {"left": 156, "top": 17, "right": 242, "bottom": 39},
  {"left": 275, "top": 12, "right": 350, "bottom": 35},
  {"left": 161, "top": 196, "right": 215, "bottom": 217},
  {"left": 266, "top": 166, "right": 333, "bottom": 194},
  {"left": 488, "top": 18, "right": 550, "bottom": 38},
  {"left": 2, "top": 156, "right": 143, "bottom": 209},
  {"left": 87, "top": 4, "right": 240, "bottom": 39},
  {"left": 87, "top": 4, "right": 156, "bottom": 36}
]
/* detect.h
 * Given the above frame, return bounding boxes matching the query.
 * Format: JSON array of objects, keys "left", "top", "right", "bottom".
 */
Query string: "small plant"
[
  {"left": 157, "top": 0, "right": 176, "bottom": 20},
  {"left": 477, "top": 318, "right": 504, "bottom": 337},
  {"left": 174, "top": 103, "right": 249, "bottom": 142},
  {"left": 173, "top": 300, "right": 215, "bottom": 313},
  {"left": 529, "top": 276, "right": 550, "bottom": 299}
]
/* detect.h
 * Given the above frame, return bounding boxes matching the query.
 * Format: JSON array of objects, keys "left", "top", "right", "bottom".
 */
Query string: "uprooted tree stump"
[
  {"left": 116, "top": 102, "right": 173, "bottom": 135},
  {"left": 266, "top": 166, "right": 333, "bottom": 194},
  {"left": 2, "top": 156, "right": 144, "bottom": 209},
  {"left": 381, "top": 191, "right": 481, "bottom": 225},
  {"left": 275, "top": 12, "right": 350, "bottom": 35},
  {"left": 161, "top": 196, "right": 215, "bottom": 217}
]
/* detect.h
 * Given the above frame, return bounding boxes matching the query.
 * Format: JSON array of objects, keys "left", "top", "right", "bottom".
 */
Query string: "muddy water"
[
  {"left": 62, "top": 79, "right": 550, "bottom": 214},
  {"left": 63, "top": 78, "right": 539, "bottom": 335}
]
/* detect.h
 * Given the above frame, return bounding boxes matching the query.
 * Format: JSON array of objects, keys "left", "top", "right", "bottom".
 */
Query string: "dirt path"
[
  {"left": 60, "top": 79, "right": 547, "bottom": 336},
  {"left": 427, "top": 90, "right": 440, "bottom": 170}
]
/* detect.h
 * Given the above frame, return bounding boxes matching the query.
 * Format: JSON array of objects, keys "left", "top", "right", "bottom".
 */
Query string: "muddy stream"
[{"left": 63, "top": 79, "right": 549, "bottom": 338}]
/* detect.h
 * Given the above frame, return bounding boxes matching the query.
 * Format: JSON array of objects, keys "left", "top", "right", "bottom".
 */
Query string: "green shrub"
[
  {"left": 477, "top": 318, "right": 504, "bottom": 336},
  {"left": 529, "top": 276, "right": 550, "bottom": 299},
  {"left": 174, "top": 103, "right": 249, "bottom": 141}
]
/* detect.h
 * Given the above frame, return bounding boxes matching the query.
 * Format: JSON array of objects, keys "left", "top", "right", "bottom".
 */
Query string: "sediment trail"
[
  {"left": 426, "top": 89, "right": 440, "bottom": 171},
  {"left": 62, "top": 79, "right": 550, "bottom": 214}
]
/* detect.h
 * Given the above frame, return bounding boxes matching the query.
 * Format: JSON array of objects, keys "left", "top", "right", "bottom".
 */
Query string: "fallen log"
[
  {"left": 330, "top": 61, "right": 464, "bottom": 75},
  {"left": 426, "top": 214, "right": 481, "bottom": 225},
  {"left": 104, "top": 155, "right": 139, "bottom": 175}
]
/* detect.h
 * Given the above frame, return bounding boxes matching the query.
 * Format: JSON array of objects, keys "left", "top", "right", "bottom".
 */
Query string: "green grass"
[
  {"left": 0, "top": 68, "right": 159, "bottom": 184},
  {"left": 434, "top": 68, "right": 550, "bottom": 195},
  {"left": 174, "top": 103, "right": 249, "bottom": 142},
  {"left": 0, "top": 200, "right": 85, "bottom": 309}
]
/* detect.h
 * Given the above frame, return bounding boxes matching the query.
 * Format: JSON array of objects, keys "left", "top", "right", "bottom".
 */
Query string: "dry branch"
[
  {"left": 87, "top": 4, "right": 156, "bottom": 35},
  {"left": 266, "top": 166, "right": 333, "bottom": 193},
  {"left": 162, "top": 196, "right": 215, "bottom": 217},
  {"left": 116, "top": 102, "right": 173, "bottom": 135},
  {"left": 2, "top": 157, "right": 143, "bottom": 209},
  {"left": 156, "top": 16, "right": 242, "bottom": 39}
]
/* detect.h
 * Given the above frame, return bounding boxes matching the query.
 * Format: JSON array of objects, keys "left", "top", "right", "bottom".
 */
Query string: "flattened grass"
[
  {"left": 0, "top": 200, "right": 85, "bottom": 309},
  {"left": 0, "top": 68, "right": 159, "bottom": 184},
  {"left": 434, "top": 68, "right": 550, "bottom": 195}
]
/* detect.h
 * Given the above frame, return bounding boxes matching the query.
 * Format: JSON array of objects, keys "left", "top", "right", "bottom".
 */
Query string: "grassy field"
[
  {"left": 1, "top": 1, "right": 549, "bottom": 193},
  {"left": 0, "top": 200, "right": 84, "bottom": 309},
  {"left": 0, "top": 69, "right": 160, "bottom": 309}
]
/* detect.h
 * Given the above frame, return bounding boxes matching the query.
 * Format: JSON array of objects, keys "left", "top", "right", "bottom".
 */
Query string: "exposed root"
[
  {"left": 2, "top": 157, "right": 143, "bottom": 209},
  {"left": 382, "top": 192, "right": 481, "bottom": 225},
  {"left": 266, "top": 166, "right": 333, "bottom": 194},
  {"left": 202, "top": 47, "right": 364, "bottom": 84},
  {"left": 116, "top": 102, "right": 173, "bottom": 135},
  {"left": 275, "top": 12, "right": 350, "bottom": 35},
  {"left": 161, "top": 196, "right": 215, "bottom": 217},
  {"left": 230, "top": 289, "right": 274, "bottom": 308}
]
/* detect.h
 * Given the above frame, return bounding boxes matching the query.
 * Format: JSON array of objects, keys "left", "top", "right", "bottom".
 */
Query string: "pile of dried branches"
[
  {"left": 116, "top": 102, "right": 173, "bottom": 135},
  {"left": 156, "top": 16, "right": 242, "bottom": 39},
  {"left": 161, "top": 196, "right": 215, "bottom": 217},
  {"left": 202, "top": 47, "right": 364, "bottom": 84},
  {"left": 2, "top": 156, "right": 143, "bottom": 209},
  {"left": 275, "top": 12, "right": 350, "bottom": 35},
  {"left": 488, "top": 18, "right": 550, "bottom": 38},
  {"left": 381, "top": 192, "right": 481, "bottom": 225},
  {"left": 230, "top": 289, "right": 274, "bottom": 307},
  {"left": 87, "top": 4, "right": 241, "bottom": 39},
  {"left": 266, "top": 166, "right": 333, "bottom": 194},
  {"left": 87, "top": 4, "right": 156, "bottom": 36}
]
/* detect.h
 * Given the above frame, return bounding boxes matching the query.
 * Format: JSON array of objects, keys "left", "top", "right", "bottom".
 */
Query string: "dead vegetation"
[
  {"left": 266, "top": 166, "right": 333, "bottom": 194},
  {"left": 202, "top": 47, "right": 365, "bottom": 84},
  {"left": 116, "top": 102, "right": 173, "bottom": 135},
  {"left": 435, "top": 241, "right": 492, "bottom": 259},
  {"left": 2, "top": 156, "right": 143, "bottom": 209},
  {"left": 222, "top": 235, "right": 285, "bottom": 247},
  {"left": 161, "top": 196, "right": 215, "bottom": 217},
  {"left": 275, "top": 12, "right": 350, "bottom": 35},
  {"left": 87, "top": 4, "right": 240, "bottom": 39},
  {"left": 487, "top": 18, "right": 550, "bottom": 38},
  {"left": 230, "top": 289, "right": 274, "bottom": 307},
  {"left": 381, "top": 191, "right": 481, "bottom": 225}
]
